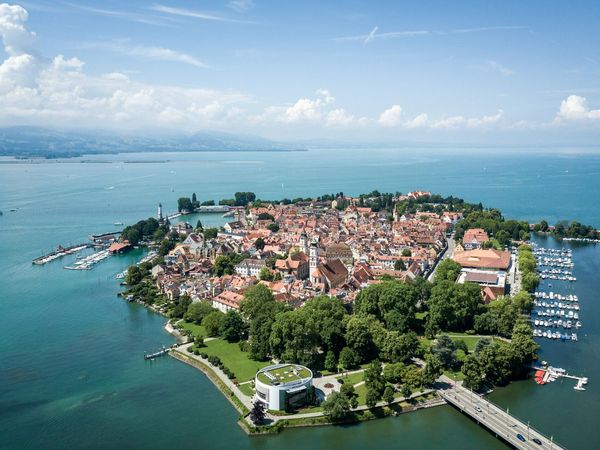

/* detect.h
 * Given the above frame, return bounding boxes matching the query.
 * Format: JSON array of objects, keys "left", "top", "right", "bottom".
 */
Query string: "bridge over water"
[{"left": 437, "top": 376, "right": 565, "bottom": 450}]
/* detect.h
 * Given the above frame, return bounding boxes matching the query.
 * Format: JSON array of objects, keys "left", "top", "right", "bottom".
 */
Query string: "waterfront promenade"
[{"left": 437, "top": 376, "right": 564, "bottom": 450}]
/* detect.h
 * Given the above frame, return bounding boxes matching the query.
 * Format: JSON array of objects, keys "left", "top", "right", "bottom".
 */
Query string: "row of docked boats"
[
  {"left": 534, "top": 292, "right": 578, "bottom": 302},
  {"left": 536, "top": 257, "right": 574, "bottom": 268},
  {"left": 539, "top": 273, "right": 576, "bottom": 281},
  {"left": 532, "top": 247, "right": 572, "bottom": 256},
  {"left": 533, "top": 302, "right": 579, "bottom": 319},
  {"left": 533, "top": 317, "right": 581, "bottom": 329},
  {"left": 64, "top": 249, "right": 111, "bottom": 270},
  {"left": 533, "top": 329, "right": 578, "bottom": 341},
  {"left": 531, "top": 245, "right": 582, "bottom": 344},
  {"left": 533, "top": 301, "right": 580, "bottom": 311}
]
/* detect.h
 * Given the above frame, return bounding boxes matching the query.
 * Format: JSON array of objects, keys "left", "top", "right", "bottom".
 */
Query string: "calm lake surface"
[{"left": 1, "top": 148, "right": 599, "bottom": 449}]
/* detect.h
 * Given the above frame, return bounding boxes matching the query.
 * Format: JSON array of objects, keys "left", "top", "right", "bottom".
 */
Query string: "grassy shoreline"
[{"left": 170, "top": 347, "right": 445, "bottom": 435}]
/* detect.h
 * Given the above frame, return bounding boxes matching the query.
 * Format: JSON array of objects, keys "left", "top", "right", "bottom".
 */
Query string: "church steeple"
[{"left": 300, "top": 229, "right": 309, "bottom": 255}]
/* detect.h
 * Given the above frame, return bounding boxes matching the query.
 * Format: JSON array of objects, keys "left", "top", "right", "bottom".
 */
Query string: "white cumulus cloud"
[
  {"left": 556, "top": 95, "right": 600, "bottom": 122},
  {"left": 378, "top": 105, "right": 403, "bottom": 126}
]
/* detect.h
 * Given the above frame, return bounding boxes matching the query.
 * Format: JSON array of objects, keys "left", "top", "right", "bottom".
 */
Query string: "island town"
[{"left": 33, "top": 189, "right": 597, "bottom": 448}]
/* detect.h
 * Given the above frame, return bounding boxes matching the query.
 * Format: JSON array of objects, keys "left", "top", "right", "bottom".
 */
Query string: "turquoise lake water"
[{"left": 1, "top": 148, "right": 599, "bottom": 449}]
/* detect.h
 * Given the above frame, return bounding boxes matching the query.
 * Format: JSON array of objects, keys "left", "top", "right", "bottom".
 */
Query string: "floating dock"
[
  {"left": 532, "top": 365, "right": 589, "bottom": 390},
  {"left": 144, "top": 346, "right": 170, "bottom": 360}
]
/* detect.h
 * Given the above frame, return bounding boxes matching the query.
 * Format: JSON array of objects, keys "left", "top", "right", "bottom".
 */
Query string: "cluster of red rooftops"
[{"left": 151, "top": 192, "right": 510, "bottom": 311}]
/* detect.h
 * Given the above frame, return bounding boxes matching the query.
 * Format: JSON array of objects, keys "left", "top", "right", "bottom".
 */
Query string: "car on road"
[
  {"left": 475, "top": 406, "right": 482, "bottom": 413},
  {"left": 533, "top": 438, "right": 542, "bottom": 445},
  {"left": 517, "top": 434, "right": 526, "bottom": 442}
]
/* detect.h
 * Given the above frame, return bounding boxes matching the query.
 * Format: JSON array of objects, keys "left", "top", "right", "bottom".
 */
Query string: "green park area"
[
  {"left": 179, "top": 321, "right": 206, "bottom": 338},
  {"left": 201, "top": 338, "right": 270, "bottom": 382}
]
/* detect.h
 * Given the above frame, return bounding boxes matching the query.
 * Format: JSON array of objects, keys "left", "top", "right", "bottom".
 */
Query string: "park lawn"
[
  {"left": 179, "top": 321, "right": 207, "bottom": 338},
  {"left": 202, "top": 338, "right": 270, "bottom": 381},
  {"left": 338, "top": 371, "right": 364, "bottom": 387},
  {"left": 443, "top": 369, "right": 465, "bottom": 382},
  {"left": 237, "top": 382, "right": 255, "bottom": 397},
  {"left": 415, "top": 312, "right": 428, "bottom": 320},
  {"left": 355, "top": 383, "right": 368, "bottom": 405},
  {"left": 449, "top": 336, "right": 482, "bottom": 352}
]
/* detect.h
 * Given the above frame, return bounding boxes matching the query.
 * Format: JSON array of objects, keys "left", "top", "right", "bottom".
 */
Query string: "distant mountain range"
[{"left": 0, "top": 127, "right": 304, "bottom": 159}]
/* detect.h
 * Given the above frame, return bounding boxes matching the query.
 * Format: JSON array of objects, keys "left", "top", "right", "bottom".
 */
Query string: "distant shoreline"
[{"left": 0, "top": 148, "right": 307, "bottom": 163}]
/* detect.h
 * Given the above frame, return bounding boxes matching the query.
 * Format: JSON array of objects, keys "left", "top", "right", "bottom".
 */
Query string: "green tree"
[
  {"left": 364, "top": 360, "right": 386, "bottom": 397},
  {"left": 383, "top": 362, "right": 405, "bottom": 384},
  {"left": 339, "top": 347, "right": 359, "bottom": 370},
  {"left": 249, "top": 401, "right": 266, "bottom": 424},
  {"left": 194, "top": 334, "right": 205, "bottom": 348},
  {"left": 184, "top": 301, "right": 214, "bottom": 324},
  {"left": 382, "top": 331, "right": 420, "bottom": 363},
  {"left": 254, "top": 237, "right": 265, "bottom": 250},
  {"left": 234, "top": 192, "right": 256, "bottom": 206},
  {"left": 426, "top": 281, "right": 483, "bottom": 332},
  {"left": 202, "top": 311, "right": 225, "bottom": 337},
  {"left": 322, "top": 391, "right": 351, "bottom": 421},
  {"left": 240, "top": 284, "right": 286, "bottom": 361},
  {"left": 125, "top": 265, "right": 144, "bottom": 286},
  {"left": 340, "top": 382, "right": 359, "bottom": 409},
  {"left": 512, "top": 290, "right": 533, "bottom": 312},
  {"left": 354, "top": 281, "right": 419, "bottom": 332},
  {"left": 324, "top": 350, "right": 337, "bottom": 372},
  {"left": 402, "top": 365, "right": 422, "bottom": 390},
  {"left": 394, "top": 259, "right": 406, "bottom": 270},
  {"left": 171, "top": 294, "right": 192, "bottom": 319},
  {"left": 345, "top": 316, "right": 377, "bottom": 363},
  {"left": 365, "top": 388, "right": 379, "bottom": 408},
  {"left": 383, "top": 386, "right": 395, "bottom": 405},
  {"left": 220, "top": 310, "right": 246, "bottom": 342},
  {"left": 422, "top": 354, "right": 443, "bottom": 387},
  {"left": 158, "top": 239, "right": 175, "bottom": 256},
  {"left": 203, "top": 228, "right": 218, "bottom": 239},
  {"left": 434, "top": 259, "right": 462, "bottom": 283},
  {"left": 400, "top": 383, "right": 412, "bottom": 400},
  {"left": 303, "top": 296, "right": 347, "bottom": 354},
  {"left": 402, "top": 248, "right": 412, "bottom": 257},
  {"left": 267, "top": 223, "right": 280, "bottom": 233},
  {"left": 432, "top": 335, "right": 457, "bottom": 369},
  {"left": 177, "top": 197, "right": 193, "bottom": 212}
]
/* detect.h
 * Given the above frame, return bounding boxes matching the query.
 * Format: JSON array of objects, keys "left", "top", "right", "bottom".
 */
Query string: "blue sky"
[{"left": 1, "top": 0, "right": 600, "bottom": 143}]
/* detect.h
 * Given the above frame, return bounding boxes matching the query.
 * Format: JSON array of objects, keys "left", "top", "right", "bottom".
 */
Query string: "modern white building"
[{"left": 254, "top": 364, "right": 313, "bottom": 411}]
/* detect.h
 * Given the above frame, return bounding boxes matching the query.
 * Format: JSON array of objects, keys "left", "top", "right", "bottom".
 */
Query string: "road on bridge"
[{"left": 437, "top": 376, "right": 564, "bottom": 450}]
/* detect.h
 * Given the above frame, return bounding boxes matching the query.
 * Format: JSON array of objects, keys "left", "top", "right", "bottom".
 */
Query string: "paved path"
[{"left": 437, "top": 375, "right": 564, "bottom": 450}]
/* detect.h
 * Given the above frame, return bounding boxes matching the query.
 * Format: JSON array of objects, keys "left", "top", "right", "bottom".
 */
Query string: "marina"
[
  {"left": 32, "top": 244, "right": 91, "bottom": 265},
  {"left": 531, "top": 245, "right": 582, "bottom": 342},
  {"left": 64, "top": 249, "right": 112, "bottom": 271}
]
